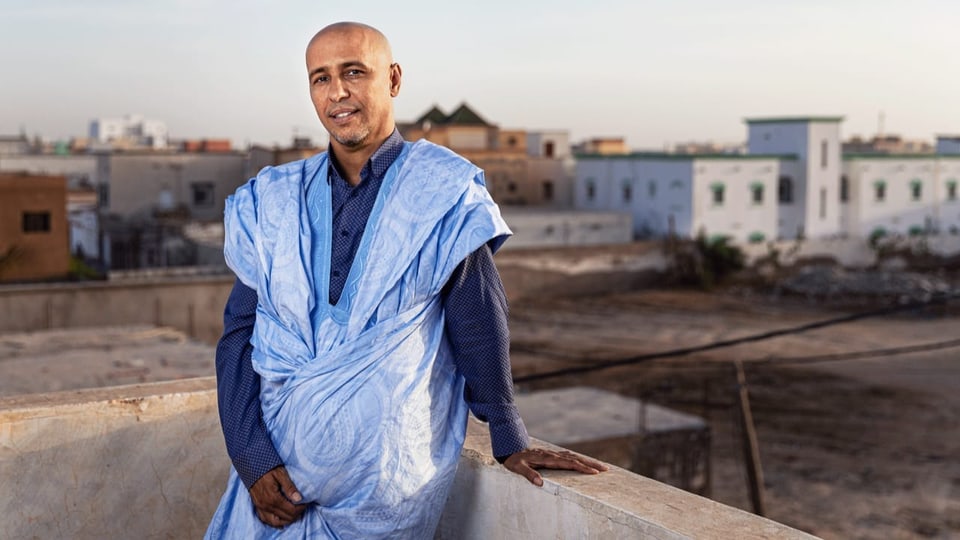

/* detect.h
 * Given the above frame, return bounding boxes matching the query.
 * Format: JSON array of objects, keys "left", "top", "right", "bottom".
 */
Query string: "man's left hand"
[{"left": 503, "top": 448, "right": 609, "bottom": 487}]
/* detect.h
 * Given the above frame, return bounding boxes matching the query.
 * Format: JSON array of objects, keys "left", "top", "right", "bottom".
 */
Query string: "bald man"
[{"left": 206, "top": 22, "right": 605, "bottom": 538}]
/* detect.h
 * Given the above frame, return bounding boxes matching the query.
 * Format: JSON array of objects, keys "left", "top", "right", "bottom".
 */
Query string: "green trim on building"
[
  {"left": 908, "top": 225, "right": 925, "bottom": 237},
  {"left": 909, "top": 179, "right": 923, "bottom": 187},
  {"left": 748, "top": 232, "right": 766, "bottom": 244},
  {"left": 873, "top": 179, "right": 887, "bottom": 187},
  {"left": 710, "top": 182, "right": 725, "bottom": 191},
  {"left": 947, "top": 179, "right": 958, "bottom": 187},
  {"left": 750, "top": 181, "right": 765, "bottom": 190},
  {"left": 744, "top": 116, "right": 844, "bottom": 125}
]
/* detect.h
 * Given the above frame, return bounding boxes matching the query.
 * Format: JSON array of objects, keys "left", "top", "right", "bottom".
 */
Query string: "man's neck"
[{"left": 330, "top": 131, "right": 393, "bottom": 186}]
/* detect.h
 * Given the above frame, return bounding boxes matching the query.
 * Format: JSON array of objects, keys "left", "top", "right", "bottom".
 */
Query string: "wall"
[
  {"left": 500, "top": 209, "right": 633, "bottom": 250},
  {"left": 0, "top": 275, "right": 234, "bottom": 344},
  {"left": 0, "top": 175, "right": 70, "bottom": 282},
  {"left": 693, "top": 158, "right": 778, "bottom": 243},
  {"left": 106, "top": 153, "right": 247, "bottom": 220},
  {"left": 0, "top": 378, "right": 816, "bottom": 540},
  {"left": 0, "top": 154, "right": 103, "bottom": 189}
]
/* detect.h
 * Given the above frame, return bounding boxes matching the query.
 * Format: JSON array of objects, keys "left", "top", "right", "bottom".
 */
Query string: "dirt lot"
[{"left": 509, "top": 289, "right": 960, "bottom": 540}]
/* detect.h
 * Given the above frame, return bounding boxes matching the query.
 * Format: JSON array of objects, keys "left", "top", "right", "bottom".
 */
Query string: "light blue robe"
[{"left": 205, "top": 140, "right": 511, "bottom": 539}]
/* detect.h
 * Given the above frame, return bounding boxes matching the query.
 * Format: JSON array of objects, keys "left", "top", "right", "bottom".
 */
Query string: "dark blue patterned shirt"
[{"left": 215, "top": 129, "right": 529, "bottom": 489}]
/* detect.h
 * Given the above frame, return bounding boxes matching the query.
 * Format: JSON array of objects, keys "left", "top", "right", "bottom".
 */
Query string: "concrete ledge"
[{"left": 1, "top": 378, "right": 816, "bottom": 539}]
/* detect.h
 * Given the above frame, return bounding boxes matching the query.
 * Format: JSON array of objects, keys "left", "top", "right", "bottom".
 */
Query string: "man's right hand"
[{"left": 250, "top": 466, "right": 306, "bottom": 529}]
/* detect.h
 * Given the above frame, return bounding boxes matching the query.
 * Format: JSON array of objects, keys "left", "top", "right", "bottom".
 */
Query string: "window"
[
  {"left": 542, "top": 181, "right": 554, "bottom": 201},
  {"left": 820, "top": 187, "right": 827, "bottom": 219},
  {"left": 622, "top": 183, "right": 632, "bottom": 203},
  {"left": 948, "top": 180, "right": 958, "bottom": 201},
  {"left": 97, "top": 183, "right": 110, "bottom": 207},
  {"left": 507, "top": 182, "right": 517, "bottom": 194},
  {"left": 544, "top": 141, "right": 555, "bottom": 158},
  {"left": 191, "top": 182, "right": 215, "bottom": 207},
  {"left": 821, "top": 139, "right": 828, "bottom": 169},
  {"left": 507, "top": 136, "right": 517, "bottom": 148},
  {"left": 648, "top": 180, "right": 657, "bottom": 198},
  {"left": 840, "top": 175, "right": 849, "bottom": 203},
  {"left": 874, "top": 180, "right": 886, "bottom": 202},
  {"left": 910, "top": 180, "right": 922, "bottom": 201},
  {"left": 22, "top": 212, "right": 51, "bottom": 233},
  {"left": 751, "top": 183, "right": 764, "bottom": 204},
  {"left": 711, "top": 183, "right": 725, "bottom": 206},
  {"left": 586, "top": 180, "right": 596, "bottom": 202},
  {"left": 748, "top": 231, "right": 766, "bottom": 244},
  {"left": 778, "top": 176, "right": 793, "bottom": 203}
]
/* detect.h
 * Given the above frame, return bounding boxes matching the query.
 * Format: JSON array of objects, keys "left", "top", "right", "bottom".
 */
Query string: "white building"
[
  {"left": 745, "top": 117, "right": 843, "bottom": 240},
  {"left": 576, "top": 154, "right": 780, "bottom": 244},
  {"left": 89, "top": 114, "right": 169, "bottom": 149},
  {"left": 937, "top": 136, "right": 960, "bottom": 156},
  {"left": 574, "top": 116, "right": 960, "bottom": 244},
  {"left": 841, "top": 155, "right": 960, "bottom": 237}
]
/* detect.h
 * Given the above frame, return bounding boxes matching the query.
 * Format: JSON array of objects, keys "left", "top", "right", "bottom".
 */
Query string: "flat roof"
[
  {"left": 515, "top": 386, "right": 705, "bottom": 445},
  {"left": 843, "top": 153, "right": 960, "bottom": 160},
  {"left": 576, "top": 152, "right": 796, "bottom": 161},
  {"left": 0, "top": 326, "right": 215, "bottom": 398},
  {"left": 745, "top": 116, "right": 844, "bottom": 124}
]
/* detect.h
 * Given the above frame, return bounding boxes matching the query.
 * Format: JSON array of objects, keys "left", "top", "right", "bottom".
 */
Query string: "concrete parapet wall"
[
  {"left": 0, "top": 244, "right": 670, "bottom": 340},
  {"left": 0, "top": 379, "right": 815, "bottom": 539},
  {"left": 0, "top": 276, "right": 235, "bottom": 344},
  {"left": 0, "top": 378, "right": 226, "bottom": 539}
]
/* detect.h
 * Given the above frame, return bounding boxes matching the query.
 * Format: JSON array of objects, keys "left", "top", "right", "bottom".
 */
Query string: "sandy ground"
[
  {"left": 509, "top": 289, "right": 960, "bottom": 540},
  {"left": 2, "top": 287, "right": 958, "bottom": 538}
]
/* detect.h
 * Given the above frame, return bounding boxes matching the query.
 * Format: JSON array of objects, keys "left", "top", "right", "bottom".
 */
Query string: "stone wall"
[{"left": 0, "top": 378, "right": 816, "bottom": 539}]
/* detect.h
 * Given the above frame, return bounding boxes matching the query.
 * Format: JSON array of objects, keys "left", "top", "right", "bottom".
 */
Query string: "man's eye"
[
  {"left": 313, "top": 76, "right": 329, "bottom": 84},
  {"left": 346, "top": 70, "right": 363, "bottom": 77}
]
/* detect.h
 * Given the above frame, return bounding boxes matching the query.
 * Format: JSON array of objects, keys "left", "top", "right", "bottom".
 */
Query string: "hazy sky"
[{"left": 1, "top": 0, "right": 958, "bottom": 149}]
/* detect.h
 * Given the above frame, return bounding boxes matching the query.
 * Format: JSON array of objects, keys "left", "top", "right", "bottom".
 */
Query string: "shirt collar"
[{"left": 327, "top": 128, "right": 404, "bottom": 185}]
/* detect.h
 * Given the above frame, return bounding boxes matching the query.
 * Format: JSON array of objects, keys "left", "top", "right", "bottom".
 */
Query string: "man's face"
[{"left": 305, "top": 27, "right": 401, "bottom": 153}]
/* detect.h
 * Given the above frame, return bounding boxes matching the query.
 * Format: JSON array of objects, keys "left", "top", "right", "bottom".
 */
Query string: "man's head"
[{"left": 305, "top": 22, "right": 401, "bottom": 155}]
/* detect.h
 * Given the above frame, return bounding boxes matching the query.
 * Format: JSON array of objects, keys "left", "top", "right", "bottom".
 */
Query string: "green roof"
[
  {"left": 575, "top": 152, "right": 796, "bottom": 161},
  {"left": 745, "top": 116, "right": 844, "bottom": 124},
  {"left": 444, "top": 103, "right": 491, "bottom": 126},
  {"left": 411, "top": 102, "right": 492, "bottom": 127},
  {"left": 415, "top": 105, "right": 448, "bottom": 125}
]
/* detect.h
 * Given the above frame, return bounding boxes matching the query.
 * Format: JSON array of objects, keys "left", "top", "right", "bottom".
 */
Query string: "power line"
[{"left": 512, "top": 291, "right": 958, "bottom": 384}]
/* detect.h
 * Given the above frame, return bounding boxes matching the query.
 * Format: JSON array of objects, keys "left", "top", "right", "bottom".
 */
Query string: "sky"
[{"left": 1, "top": 0, "right": 958, "bottom": 150}]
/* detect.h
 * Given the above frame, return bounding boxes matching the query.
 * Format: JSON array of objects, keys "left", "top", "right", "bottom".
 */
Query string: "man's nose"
[{"left": 328, "top": 78, "right": 349, "bottom": 102}]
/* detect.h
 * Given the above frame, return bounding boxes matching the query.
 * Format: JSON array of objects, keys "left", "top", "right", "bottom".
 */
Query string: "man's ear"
[{"left": 389, "top": 63, "right": 402, "bottom": 97}]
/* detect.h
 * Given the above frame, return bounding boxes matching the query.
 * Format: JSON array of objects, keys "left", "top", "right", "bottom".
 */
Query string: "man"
[{"left": 206, "top": 22, "right": 606, "bottom": 538}]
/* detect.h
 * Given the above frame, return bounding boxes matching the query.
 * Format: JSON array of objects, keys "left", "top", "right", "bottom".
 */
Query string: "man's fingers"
[
  {"left": 250, "top": 468, "right": 304, "bottom": 523},
  {"left": 513, "top": 462, "right": 544, "bottom": 487},
  {"left": 274, "top": 466, "right": 304, "bottom": 504}
]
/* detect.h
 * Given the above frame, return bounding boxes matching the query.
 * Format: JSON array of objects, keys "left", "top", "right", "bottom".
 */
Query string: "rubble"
[{"left": 779, "top": 265, "right": 954, "bottom": 303}]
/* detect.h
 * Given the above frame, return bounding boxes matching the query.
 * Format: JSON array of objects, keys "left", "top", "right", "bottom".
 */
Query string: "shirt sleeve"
[
  {"left": 215, "top": 278, "right": 284, "bottom": 489},
  {"left": 442, "top": 244, "right": 530, "bottom": 462}
]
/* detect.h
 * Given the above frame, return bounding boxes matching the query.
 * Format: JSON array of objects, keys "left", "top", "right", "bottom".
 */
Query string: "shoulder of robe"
[{"left": 407, "top": 140, "right": 482, "bottom": 184}]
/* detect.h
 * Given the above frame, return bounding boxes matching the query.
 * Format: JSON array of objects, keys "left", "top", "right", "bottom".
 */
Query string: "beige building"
[
  {"left": 400, "top": 103, "right": 571, "bottom": 207},
  {"left": 0, "top": 174, "right": 70, "bottom": 283},
  {"left": 102, "top": 152, "right": 248, "bottom": 222},
  {"left": 574, "top": 137, "right": 629, "bottom": 155}
]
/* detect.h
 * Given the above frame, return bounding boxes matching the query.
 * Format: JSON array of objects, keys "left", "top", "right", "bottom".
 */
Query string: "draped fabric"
[{"left": 206, "top": 140, "right": 511, "bottom": 539}]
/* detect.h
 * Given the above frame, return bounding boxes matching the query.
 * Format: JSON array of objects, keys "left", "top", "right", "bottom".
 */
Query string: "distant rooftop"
[
  {"left": 575, "top": 152, "right": 797, "bottom": 161},
  {"left": 0, "top": 326, "right": 215, "bottom": 397},
  {"left": 745, "top": 116, "right": 845, "bottom": 124}
]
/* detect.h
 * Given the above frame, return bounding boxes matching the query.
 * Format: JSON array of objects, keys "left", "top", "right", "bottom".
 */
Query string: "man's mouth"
[{"left": 329, "top": 109, "right": 358, "bottom": 122}]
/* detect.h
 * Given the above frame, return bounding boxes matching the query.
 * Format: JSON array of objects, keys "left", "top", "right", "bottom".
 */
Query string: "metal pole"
[{"left": 734, "top": 360, "right": 766, "bottom": 516}]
